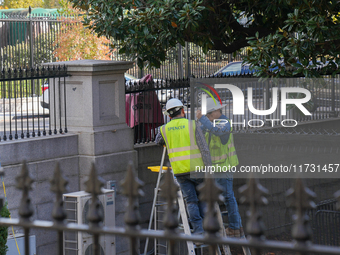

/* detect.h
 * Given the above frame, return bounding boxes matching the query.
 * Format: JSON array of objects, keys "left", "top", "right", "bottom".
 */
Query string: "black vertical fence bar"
[
  {"left": 58, "top": 67, "right": 62, "bottom": 134},
  {"left": 42, "top": 68, "right": 47, "bottom": 136},
  {"left": 14, "top": 70, "right": 18, "bottom": 139},
  {"left": 20, "top": 75, "right": 24, "bottom": 139},
  {"left": 37, "top": 68, "right": 41, "bottom": 137},
  {"left": 53, "top": 68, "right": 57, "bottom": 134},
  {"left": 26, "top": 69, "right": 30, "bottom": 138},
  {"left": 48, "top": 66, "right": 52, "bottom": 135},
  {"left": 24, "top": 228, "right": 30, "bottom": 255},
  {"left": 31, "top": 73, "right": 35, "bottom": 138},
  {"left": 9, "top": 69, "right": 12, "bottom": 140},
  {"left": 0, "top": 71, "right": 3, "bottom": 141},
  {"left": 63, "top": 74, "right": 68, "bottom": 133}
]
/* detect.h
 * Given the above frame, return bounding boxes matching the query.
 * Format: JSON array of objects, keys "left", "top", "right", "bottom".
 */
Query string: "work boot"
[{"left": 226, "top": 227, "right": 244, "bottom": 238}]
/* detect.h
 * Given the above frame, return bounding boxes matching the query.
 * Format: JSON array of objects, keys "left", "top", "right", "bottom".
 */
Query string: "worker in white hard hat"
[
  {"left": 196, "top": 97, "right": 244, "bottom": 238},
  {"left": 155, "top": 98, "right": 212, "bottom": 240}
]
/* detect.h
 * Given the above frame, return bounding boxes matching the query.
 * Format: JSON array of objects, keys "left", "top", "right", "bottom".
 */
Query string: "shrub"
[{"left": 0, "top": 202, "right": 10, "bottom": 255}]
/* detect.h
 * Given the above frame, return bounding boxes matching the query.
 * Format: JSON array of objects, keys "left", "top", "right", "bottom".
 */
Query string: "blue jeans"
[
  {"left": 216, "top": 178, "right": 242, "bottom": 230},
  {"left": 175, "top": 175, "right": 205, "bottom": 235}
]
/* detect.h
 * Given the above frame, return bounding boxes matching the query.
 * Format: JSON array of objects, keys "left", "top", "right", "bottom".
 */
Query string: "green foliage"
[
  {"left": 1, "top": 0, "right": 43, "bottom": 8},
  {"left": 1, "top": 32, "right": 56, "bottom": 68},
  {"left": 244, "top": 0, "right": 340, "bottom": 78},
  {"left": 0, "top": 202, "right": 10, "bottom": 255},
  {"left": 70, "top": 0, "right": 340, "bottom": 77}
]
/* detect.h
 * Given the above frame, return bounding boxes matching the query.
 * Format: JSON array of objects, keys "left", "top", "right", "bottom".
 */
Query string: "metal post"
[
  {"left": 29, "top": 7, "right": 36, "bottom": 96},
  {"left": 138, "top": 62, "right": 144, "bottom": 79},
  {"left": 190, "top": 78, "right": 195, "bottom": 120},
  {"left": 29, "top": 7, "right": 34, "bottom": 68},
  {"left": 178, "top": 44, "right": 183, "bottom": 79},
  {"left": 331, "top": 76, "right": 337, "bottom": 117},
  {"left": 185, "top": 42, "right": 191, "bottom": 78}
]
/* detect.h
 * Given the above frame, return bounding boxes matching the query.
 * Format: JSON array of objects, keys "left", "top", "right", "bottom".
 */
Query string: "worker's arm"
[
  {"left": 195, "top": 125, "right": 212, "bottom": 167},
  {"left": 155, "top": 126, "right": 165, "bottom": 146},
  {"left": 198, "top": 114, "right": 230, "bottom": 145}
]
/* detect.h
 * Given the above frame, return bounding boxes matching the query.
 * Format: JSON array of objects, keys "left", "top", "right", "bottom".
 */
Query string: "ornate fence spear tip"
[
  {"left": 16, "top": 161, "right": 34, "bottom": 220},
  {"left": 286, "top": 178, "right": 316, "bottom": 210},
  {"left": 160, "top": 168, "right": 179, "bottom": 231},
  {"left": 121, "top": 161, "right": 144, "bottom": 228},
  {"left": 239, "top": 178, "right": 269, "bottom": 237},
  {"left": 198, "top": 178, "right": 223, "bottom": 234},
  {"left": 84, "top": 163, "right": 105, "bottom": 225},
  {"left": 239, "top": 178, "right": 269, "bottom": 206},
  {"left": 120, "top": 161, "right": 144, "bottom": 198},
  {"left": 84, "top": 163, "right": 104, "bottom": 196},
  {"left": 286, "top": 178, "right": 316, "bottom": 242},
  {"left": 50, "top": 163, "right": 68, "bottom": 222},
  {"left": 50, "top": 163, "right": 68, "bottom": 195},
  {"left": 16, "top": 161, "right": 33, "bottom": 192},
  {"left": 334, "top": 190, "right": 340, "bottom": 210}
]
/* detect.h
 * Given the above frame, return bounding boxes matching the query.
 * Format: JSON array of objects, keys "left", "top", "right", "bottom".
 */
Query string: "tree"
[
  {"left": 53, "top": 1, "right": 112, "bottom": 61},
  {"left": 0, "top": 0, "right": 43, "bottom": 8},
  {"left": 43, "top": 0, "right": 60, "bottom": 9},
  {"left": 69, "top": 0, "right": 340, "bottom": 77}
]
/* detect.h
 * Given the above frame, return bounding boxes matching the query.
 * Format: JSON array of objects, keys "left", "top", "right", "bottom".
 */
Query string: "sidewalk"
[{"left": 0, "top": 96, "right": 48, "bottom": 116}]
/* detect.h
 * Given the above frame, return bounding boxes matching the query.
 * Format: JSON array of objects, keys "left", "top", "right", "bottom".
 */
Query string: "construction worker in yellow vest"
[
  {"left": 196, "top": 97, "right": 244, "bottom": 238},
  {"left": 155, "top": 98, "right": 212, "bottom": 238}
]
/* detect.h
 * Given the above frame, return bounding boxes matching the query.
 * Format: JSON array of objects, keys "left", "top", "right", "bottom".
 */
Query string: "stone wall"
[{"left": 0, "top": 134, "right": 79, "bottom": 254}]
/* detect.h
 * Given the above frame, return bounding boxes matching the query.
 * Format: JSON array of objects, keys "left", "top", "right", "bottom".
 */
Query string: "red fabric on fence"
[{"left": 125, "top": 74, "right": 164, "bottom": 142}]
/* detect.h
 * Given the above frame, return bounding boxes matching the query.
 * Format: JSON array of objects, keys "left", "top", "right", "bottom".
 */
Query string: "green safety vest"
[
  {"left": 161, "top": 118, "right": 204, "bottom": 175},
  {"left": 205, "top": 121, "right": 239, "bottom": 170}
]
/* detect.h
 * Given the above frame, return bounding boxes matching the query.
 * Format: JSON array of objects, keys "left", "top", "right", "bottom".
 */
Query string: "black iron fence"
[
  {"left": 127, "top": 75, "right": 340, "bottom": 144},
  {"left": 0, "top": 10, "right": 245, "bottom": 79},
  {"left": 0, "top": 11, "right": 65, "bottom": 69},
  {"left": 125, "top": 78, "right": 191, "bottom": 144},
  {"left": 1, "top": 161, "right": 340, "bottom": 255},
  {"left": 116, "top": 42, "right": 246, "bottom": 79},
  {"left": 0, "top": 65, "right": 68, "bottom": 141}
]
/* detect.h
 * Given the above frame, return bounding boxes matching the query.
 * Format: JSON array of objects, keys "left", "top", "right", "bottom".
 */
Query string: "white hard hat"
[
  {"left": 164, "top": 98, "right": 184, "bottom": 116},
  {"left": 205, "top": 97, "right": 226, "bottom": 114}
]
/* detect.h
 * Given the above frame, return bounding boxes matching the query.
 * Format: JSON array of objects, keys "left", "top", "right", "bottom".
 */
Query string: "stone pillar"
[{"left": 48, "top": 60, "right": 137, "bottom": 255}]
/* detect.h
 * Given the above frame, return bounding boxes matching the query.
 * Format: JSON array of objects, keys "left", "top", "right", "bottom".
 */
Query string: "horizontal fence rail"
[
  {"left": 0, "top": 65, "right": 68, "bottom": 141},
  {"left": 0, "top": 162, "right": 340, "bottom": 255},
  {"left": 126, "top": 75, "right": 340, "bottom": 144}
]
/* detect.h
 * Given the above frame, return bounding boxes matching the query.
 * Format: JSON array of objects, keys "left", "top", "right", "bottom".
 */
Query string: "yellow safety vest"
[
  {"left": 161, "top": 119, "right": 204, "bottom": 175},
  {"left": 205, "top": 122, "right": 239, "bottom": 170}
]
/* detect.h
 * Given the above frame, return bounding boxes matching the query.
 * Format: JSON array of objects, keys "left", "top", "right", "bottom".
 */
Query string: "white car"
[{"left": 40, "top": 83, "right": 49, "bottom": 109}]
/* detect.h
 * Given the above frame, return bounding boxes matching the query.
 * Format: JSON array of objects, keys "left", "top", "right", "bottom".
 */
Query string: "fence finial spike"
[
  {"left": 16, "top": 161, "right": 34, "bottom": 220},
  {"left": 286, "top": 178, "right": 316, "bottom": 241},
  {"left": 50, "top": 162, "right": 68, "bottom": 222},
  {"left": 85, "top": 163, "right": 105, "bottom": 225},
  {"left": 121, "top": 161, "right": 144, "bottom": 228},
  {"left": 198, "top": 177, "right": 223, "bottom": 234},
  {"left": 160, "top": 166, "right": 179, "bottom": 231},
  {"left": 239, "top": 177, "right": 268, "bottom": 237},
  {"left": 50, "top": 162, "right": 68, "bottom": 195},
  {"left": 85, "top": 163, "right": 104, "bottom": 196}
]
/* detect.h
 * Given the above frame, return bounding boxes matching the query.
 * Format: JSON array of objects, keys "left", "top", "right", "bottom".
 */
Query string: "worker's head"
[
  {"left": 164, "top": 98, "right": 185, "bottom": 118},
  {"left": 205, "top": 98, "right": 224, "bottom": 121}
]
